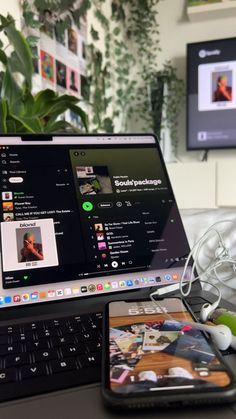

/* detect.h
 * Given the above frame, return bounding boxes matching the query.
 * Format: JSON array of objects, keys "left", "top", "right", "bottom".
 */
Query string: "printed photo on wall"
[
  {"left": 56, "top": 60, "right": 67, "bottom": 88},
  {"left": 80, "top": 74, "right": 89, "bottom": 100},
  {"left": 68, "top": 28, "right": 78, "bottom": 54},
  {"left": 82, "top": 39, "right": 86, "bottom": 60},
  {"left": 31, "top": 46, "right": 39, "bottom": 74},
  {"left": 67, "top": 68, "right": 79, "bottom": 94},
  {"left": 40, "top": 50, "right": 54, "bottom": 83}
]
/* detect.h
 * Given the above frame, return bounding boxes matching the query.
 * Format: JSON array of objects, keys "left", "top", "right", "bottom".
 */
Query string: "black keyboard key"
[
  {"left": 51, "top": 336, "right": 75, "bottom": 347},
  {"left": 88, "top": 318, "right": 103, "bottom": 329},
  {"left": 0, "top": 344, "right": 22, "bottom": 355},
  {"left": 83, "top": 321, "right": 101, "bottom": 332},
  {"left": 90, "top": 312, "right": 103, "bottom": 320},
  {"left": 12, "top": 332, "right": 35, "bottom": 343},
  {"left": 21, "top": 363, "right": 48, "bottom": 379},
  {"left": 86, "top": 340, "right": 102, "bottom": 353},
  {"left": 23, "top": 322, "right": 45, "bottom": 332},
  {"left": 78, "top": 352, "right": 101, "bottom": 368},
  {"left": 60, "top": 324, "right": 83, "bottom": 335},
  {"left": 34, "top": 349, "right": 59, "bottom": 362},
  {"left": 5, "top": 353, "right": 30, "bottom": 368},
  {"left": 50, "top": 358, "right": 77, "bottom": 374},
  {"left": 75, "top": 330, "right": 101, "bottom": 343},
  {"left": 25, "top": 339, "right": 49, "bottom": 351},
  {"left": 37, "top": 329, "right": 59, "bottom": 339},
  {"left": 0, "top": 336, "right": 9, "bottom": 345},
  {"left": 61, "top": 344, "right": 86, "bottom": 358},
  {"left": 0, "top": 368, "right": 17, "bottom": 383},
  {"left": 0, "top": 326, "right": 20, "bottom": 336},
  {"left": 69, "top": 315, "right": 90, "bottom": 325},
  {"left": 45, "top": 319, "right": 68, "bottom": 328}
]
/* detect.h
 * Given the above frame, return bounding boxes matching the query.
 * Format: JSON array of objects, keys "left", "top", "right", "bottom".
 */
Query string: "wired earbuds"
[
  {"left": 180, "top": 321, "right": 232, "bottom": 351},
  {"left": 150, "top": 220, "right": 236, "bottom": 350}
]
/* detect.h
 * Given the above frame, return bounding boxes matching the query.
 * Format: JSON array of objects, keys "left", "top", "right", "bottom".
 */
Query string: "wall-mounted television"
[{"left": 187, "top": 37, "right": 236, "bottom": 150}]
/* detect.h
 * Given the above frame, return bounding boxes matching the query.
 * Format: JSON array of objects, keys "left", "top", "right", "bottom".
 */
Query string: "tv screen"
[{"left": 187, "top": 37, "right": 236, "bottom": 150}]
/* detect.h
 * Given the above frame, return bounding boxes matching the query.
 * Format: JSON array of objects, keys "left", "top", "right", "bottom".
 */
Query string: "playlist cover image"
[
  {"left": 16, "top": 226, "right": 44, "bottom": 263},
  {"left": 76, "top": 166, "right": 113, "bottom": 195},
  {"left": 94, "top": 223, "right": 103, "bottom": 232},
  {"left": 56, "top": 60, "right": 67, "bottom": 88},
  {"left": 40, "top": 50, "right": 55, "bottom": 83},
  {"left": 212, "top": 70, "right": 232, "bottom": 102},
  {"left": 2, "top": 191, "right": 13, "bottom": 201},
  {"left": 198, "top": 61, "right": 236, "bottom": 111},
  {"left": 2, "top": 201, "right": 13, "bottom": 212},
  {"left": 1, "top": 219, "right": 58, "bottom": 272},
  {"left": 3, "top": 213, "right": 14, "bottom": 222}
]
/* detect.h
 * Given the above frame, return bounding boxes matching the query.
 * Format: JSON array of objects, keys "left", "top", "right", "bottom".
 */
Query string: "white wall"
[
  {"left": 157, "top": 0, "right": 236, "bottom": 162},
  {"left": 0, "top": 0, "right": 21, "bottom": 27}
]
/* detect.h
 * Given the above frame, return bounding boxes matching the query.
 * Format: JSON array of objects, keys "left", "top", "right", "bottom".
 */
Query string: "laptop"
[{"left": 0, "top": 133, "right": 236, "bottom": 419}]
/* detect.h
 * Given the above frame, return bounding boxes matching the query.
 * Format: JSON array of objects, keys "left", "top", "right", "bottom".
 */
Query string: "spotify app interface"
[{"left": 0, "top": 140, "right": 190, "bottom": 297}]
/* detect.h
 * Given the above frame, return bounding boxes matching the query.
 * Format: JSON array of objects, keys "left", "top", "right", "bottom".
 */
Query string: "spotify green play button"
[{"left": 82, "top": 201, "right": 93, "bottom": 212}]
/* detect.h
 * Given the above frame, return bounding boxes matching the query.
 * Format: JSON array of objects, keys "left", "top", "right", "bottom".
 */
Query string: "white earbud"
[
  {"left": 182, "top": 321, "right": 232, "bottom": 351},
  {"left": 200, "top": 302, "right": 219, "bottom": 323}
]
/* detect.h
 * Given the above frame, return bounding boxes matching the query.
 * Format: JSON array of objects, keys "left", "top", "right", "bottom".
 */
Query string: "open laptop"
[{"left": 0, "top": 133, "right": 236, "bottom": 419}]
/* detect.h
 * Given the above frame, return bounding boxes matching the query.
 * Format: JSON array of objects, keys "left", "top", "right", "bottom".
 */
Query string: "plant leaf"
[
  {"left": 6, "top": 119, "right": 16, "bottom": 133},
  {"left": 0, "top": 14, "right": 33, "bottom": 88},
  {"left": 1, "top": 68, "right": 24, "bottom": 114},
  {"left": 0, "top": 50, "right": 7, "bottom": 66},
  {"left": 10, "top": 113, "right": 43, "bottom": 133},
  {"left": 32, "top": 89, "right": 57, "bottom": 116},
  {"left": 44, "top": 120, "right": 77, "bottom": 133},
  {"left": 0, "top": 98, "right": 8, "bottom": 133}
]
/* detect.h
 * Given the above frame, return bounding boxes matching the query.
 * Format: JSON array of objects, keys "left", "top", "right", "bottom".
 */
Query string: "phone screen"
[{"left": 107, "top": 298, "right": 232, "bottom": 395}]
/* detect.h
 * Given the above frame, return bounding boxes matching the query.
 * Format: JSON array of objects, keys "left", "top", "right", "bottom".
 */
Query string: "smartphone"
[{"left": 102, "top": 297, "right": 236, "bottom": 410}]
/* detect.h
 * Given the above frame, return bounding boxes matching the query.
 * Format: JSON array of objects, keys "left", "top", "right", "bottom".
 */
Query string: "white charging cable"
[
  {"left": 179, "top": 219, "right": 236, "bottom": 297},
  {"left": 150, "top": 219, "right": 236, "bottom": 303}
]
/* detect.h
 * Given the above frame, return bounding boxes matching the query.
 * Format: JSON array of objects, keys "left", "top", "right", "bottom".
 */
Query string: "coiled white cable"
[{"left": 179, "top": 219, "right": 236, "bottom": 297}]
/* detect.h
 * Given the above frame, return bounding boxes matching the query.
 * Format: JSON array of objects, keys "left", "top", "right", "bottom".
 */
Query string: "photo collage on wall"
[{"left": 22, "top": 2, "right": 88, "bottom": 130}]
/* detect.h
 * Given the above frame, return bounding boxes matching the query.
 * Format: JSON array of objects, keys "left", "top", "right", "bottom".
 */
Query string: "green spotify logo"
[{"left": 82, "top": 201, "right": 93, "bottom": 212}]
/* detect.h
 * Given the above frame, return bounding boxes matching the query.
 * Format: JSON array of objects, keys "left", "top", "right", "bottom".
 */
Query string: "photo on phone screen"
[{"left": 107, "top": 298, "right": 232, "bottom": 395}]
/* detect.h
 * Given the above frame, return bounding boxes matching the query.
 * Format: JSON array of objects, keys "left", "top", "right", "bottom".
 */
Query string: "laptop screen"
[{"left": 0, "top": 134, "right": 190, "bottom": 307}]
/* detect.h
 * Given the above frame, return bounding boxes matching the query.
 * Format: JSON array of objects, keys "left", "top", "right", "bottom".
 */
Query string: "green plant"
[
  {"left": 150, "top": 61, "right": 185, "bottom": 152},
  {"left": 0, "top": 14, "right": 88, "bottom": 133},
  {"left": 87, "top": 0, "right": 160, "bottom": 132}
]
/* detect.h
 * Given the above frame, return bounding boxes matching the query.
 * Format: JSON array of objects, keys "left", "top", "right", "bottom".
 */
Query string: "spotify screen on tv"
[{"left": 187, "top": 37, "right": 236, "bottom": 150}]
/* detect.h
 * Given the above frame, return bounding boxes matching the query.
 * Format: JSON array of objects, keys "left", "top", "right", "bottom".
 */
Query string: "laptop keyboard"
[
  {"left": 0, "top": 312, "right": 102, "bottom": 402},
  {"left": 0, "top": 298, "right": 234, "bottom": 402}
]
